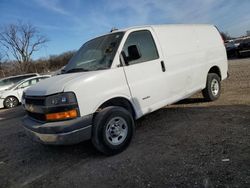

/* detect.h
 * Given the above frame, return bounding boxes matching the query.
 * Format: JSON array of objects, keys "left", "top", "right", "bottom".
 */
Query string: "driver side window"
[{"left": 122, "top": 30, "right": 159, "bottom": 65}]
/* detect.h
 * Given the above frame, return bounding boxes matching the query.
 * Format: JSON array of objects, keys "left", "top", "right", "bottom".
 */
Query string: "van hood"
[{"left": 25, "top": 71, "right": 101, "bottom": 96}]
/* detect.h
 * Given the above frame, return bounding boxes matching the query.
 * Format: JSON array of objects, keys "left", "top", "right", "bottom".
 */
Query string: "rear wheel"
[
  {"left": 202, "top": 73, "right": 221, "bottom": 101},
  {"left": 4, "top": 96, "right": 19, "bottom": 108},
  {"left": 92, "top": 106, "right": 135, "bottom": 155}
]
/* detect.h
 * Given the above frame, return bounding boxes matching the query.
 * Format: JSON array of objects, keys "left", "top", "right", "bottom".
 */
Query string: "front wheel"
[
  {"left": 4, "top": 96, "right": 19, "bottom": 108},
  {"left": 202, "top": 73, "right": 221, "bottom": 101},
  {"left": 92, "top": 106, "right": 135, "bottom": 155}
]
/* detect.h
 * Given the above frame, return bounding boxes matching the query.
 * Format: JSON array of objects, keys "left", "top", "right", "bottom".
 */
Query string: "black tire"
[
  {"left": 92, "top": 106, "right": 135, "bottom": 155},
  {"left": 202, "top": 73, "right": 221, "bottom": 101},
  {"left": 4, "top": 96, "right": 19, "bottom": 108}
]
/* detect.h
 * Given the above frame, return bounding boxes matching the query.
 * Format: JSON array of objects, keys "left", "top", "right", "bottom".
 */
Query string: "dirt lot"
[{"left": 0, "top": 58, "right": 249, "bottom": 188}]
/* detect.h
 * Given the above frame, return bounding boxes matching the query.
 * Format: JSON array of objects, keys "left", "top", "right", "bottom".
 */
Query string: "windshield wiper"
[{"left": 62, "top": 68, "right": 90, "bottom": 74}]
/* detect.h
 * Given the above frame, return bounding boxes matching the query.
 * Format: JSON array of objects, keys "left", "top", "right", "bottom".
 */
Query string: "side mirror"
[{"left": 127, "top": 45, "right": 141, "bottom": 61}]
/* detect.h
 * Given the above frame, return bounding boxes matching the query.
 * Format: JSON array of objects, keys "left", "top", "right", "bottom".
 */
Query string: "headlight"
[
  {"left": 45, "top": 92, "right": 77, "bottom": 106},
  {"left": 44, "top": 92, "right": 78, "bottom": 121}
]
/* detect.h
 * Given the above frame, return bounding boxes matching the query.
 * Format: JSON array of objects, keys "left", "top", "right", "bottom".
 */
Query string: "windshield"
[{"left": 63, "top": 32, "right": 124, "bottom": 73}]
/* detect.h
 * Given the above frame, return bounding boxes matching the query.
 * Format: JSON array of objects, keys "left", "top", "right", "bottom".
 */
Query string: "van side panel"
[
  {"left": 194, "top": 25, "right": 228, "bottom": 84},
  {"left": 152, "top": 25, "right": 202, "bottom": 103},
  {"left": 153, "top": 25, "right": 227, "bottom": 95},
  {"left": 152, "top": 25, "right": 198, "bottom": 56}
]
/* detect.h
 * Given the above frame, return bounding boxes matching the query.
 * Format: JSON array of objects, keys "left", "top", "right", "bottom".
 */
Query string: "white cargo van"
[{"left": 22, "top": 24, "right": 228, "bottom": 155}]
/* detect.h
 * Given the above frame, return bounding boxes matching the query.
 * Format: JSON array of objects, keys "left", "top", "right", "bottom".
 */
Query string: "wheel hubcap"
[
  {"left": 6, "top": 97, "right": 17, "bottom": 108},
  {"left": 211, "top": 79, "right": 219, "bottom": 96},
  {"left": 105, "top": 117, "right": 128, "bottom": 145}
]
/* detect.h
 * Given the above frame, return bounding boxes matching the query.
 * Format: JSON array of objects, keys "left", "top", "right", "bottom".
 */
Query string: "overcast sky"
[{"left": 0, "top": 0, "right": 250, "bottom": 59}]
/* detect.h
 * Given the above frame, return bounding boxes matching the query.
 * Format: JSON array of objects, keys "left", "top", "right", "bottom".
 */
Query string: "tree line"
[
  {"left": 0, "top": 22, "right": 75, "bottom": 78},
  {"left": 0, "top": 50, "right": 75, "bottom": 78}
]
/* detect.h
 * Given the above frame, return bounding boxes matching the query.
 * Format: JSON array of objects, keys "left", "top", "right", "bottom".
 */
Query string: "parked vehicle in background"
[
  {"left": 233, "top": 38, "right": 243, "bottom": 48},
  {"left": 22, "top": 24, "right": 228, "bottom": 155},
  {"left": 225, "top": 40, "right": 238, "bottom": 58},
  {"left": 225, "top": 37, "right": 250, "bottom": 58},
  {"left": 237, "top": 37, "right": 250, "bottom": 57},
  {"left": 0, "top": 73, "right": 39, "bottom": 92},
  {"left": 0, "top": 75, "right": 50, "bottom": 109}
]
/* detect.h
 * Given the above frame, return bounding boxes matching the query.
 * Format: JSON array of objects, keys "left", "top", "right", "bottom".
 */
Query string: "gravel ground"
[{"left": 0, "top": 58, "right": 249, "bottom": 188}]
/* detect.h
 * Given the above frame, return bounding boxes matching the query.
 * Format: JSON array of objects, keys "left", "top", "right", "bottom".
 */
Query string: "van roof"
[{"left": 111, "top": 24, "right": 214, "bottom": 33}]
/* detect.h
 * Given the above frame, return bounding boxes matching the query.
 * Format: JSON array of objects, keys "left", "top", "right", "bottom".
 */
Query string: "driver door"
[{"left": 122, "top": 29, "right": 167, "bottom": 115}]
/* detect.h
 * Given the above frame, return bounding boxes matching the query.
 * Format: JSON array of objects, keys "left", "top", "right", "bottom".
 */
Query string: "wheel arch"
[
  {"left": 208, "top": 66, "right": 221, "bottom": 80},
  {"left": 4, "top": 95, "right": 19, "bottom": 102},
  {"left": 94, "top": 97, "right": 137, "bottom": 120}
]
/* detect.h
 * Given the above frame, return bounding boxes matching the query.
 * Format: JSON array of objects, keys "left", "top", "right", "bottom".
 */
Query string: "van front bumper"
[{"left": 22, "top": 114, "right": 93, "bottom": 145}]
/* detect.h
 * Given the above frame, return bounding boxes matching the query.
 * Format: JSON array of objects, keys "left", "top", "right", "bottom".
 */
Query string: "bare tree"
[{"left": 0, "top": 22, "right": 48, "bottom": 73}]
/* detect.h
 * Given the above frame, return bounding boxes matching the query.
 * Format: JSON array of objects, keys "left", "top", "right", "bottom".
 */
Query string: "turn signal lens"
[{"left": 46, "top": 109, "right": 77, "bottom": 121}]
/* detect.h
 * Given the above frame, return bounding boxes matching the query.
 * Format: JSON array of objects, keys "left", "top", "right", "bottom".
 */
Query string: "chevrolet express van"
[{"left": 22, "top": 24, "right": 228, "bottom": 155}]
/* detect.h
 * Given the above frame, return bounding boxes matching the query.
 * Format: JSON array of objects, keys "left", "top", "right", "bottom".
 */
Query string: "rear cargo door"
[{"left": 121, "top": 29, "right": 167, "bottom": 115}]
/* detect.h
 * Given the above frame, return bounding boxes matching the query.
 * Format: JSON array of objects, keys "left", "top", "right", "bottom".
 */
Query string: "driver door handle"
[{"left": 161, "top": 61, "right": 166, "bottom": 72}]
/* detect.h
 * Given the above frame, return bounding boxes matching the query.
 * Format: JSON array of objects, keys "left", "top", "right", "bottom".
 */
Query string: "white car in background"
[
  {"left": 0, "top": 73, "right": 39, "bottom": 92},
  {"left": 0, "top": 75, "right": 51, "bottom": 109}
]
